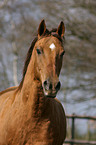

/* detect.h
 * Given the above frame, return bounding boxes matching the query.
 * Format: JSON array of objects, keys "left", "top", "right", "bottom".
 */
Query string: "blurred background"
[{"left": 0, "top": 0, "right": 96, "bottom": 142}]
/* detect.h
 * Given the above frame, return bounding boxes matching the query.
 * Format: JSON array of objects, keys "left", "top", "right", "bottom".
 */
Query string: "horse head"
[{"left": 33, "top": 20, "right": 65, "bottom": 98}]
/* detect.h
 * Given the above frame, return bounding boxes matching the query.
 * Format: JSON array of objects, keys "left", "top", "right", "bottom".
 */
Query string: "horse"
[{"left": 0, "top": 20, "right": 66, "bottom": 145}]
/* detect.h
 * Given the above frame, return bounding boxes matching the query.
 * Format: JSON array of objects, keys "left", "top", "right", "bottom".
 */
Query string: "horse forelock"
[{"left": 18, "top": 29, "right": 64, "bottom": 90}]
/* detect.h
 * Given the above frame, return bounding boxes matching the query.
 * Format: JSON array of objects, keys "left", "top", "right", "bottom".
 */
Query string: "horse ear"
[
  {"left": 38, "top": 20, "right": 46, "bottom": 37},
  {"left": 57, "top": 21, "right": 65, "bottom": 37}
]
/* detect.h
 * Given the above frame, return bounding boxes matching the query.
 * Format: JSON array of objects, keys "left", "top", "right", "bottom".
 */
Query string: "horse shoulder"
[
  {"left": 0, "top": 86, "right": 19, "bottom": 144},
  {"left": 54, "top": 98, "right": 66, "bottom": 140},
  {"left": 54, "top": 98, "right": 65, "bottom": 116},
  {"left": 0, "top": 86, "right": 18, "bottom": 117}
]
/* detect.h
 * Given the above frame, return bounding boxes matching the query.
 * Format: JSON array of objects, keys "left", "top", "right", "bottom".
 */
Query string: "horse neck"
[{"left": 18, "top": 50, "right": 46, "bottom": 117}]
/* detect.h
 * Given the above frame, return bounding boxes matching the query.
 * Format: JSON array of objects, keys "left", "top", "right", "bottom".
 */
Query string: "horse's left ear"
[
  {"left": 38, "top": 19, "right": 46, "bottom": 38},
  {"left": 57, "top": 21, "right": 65, "bottom": 37}
]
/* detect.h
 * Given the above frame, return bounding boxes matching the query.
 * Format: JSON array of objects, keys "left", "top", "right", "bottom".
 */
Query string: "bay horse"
[{"left": 0, "top": 20, "right": 66, "bottom": 145}]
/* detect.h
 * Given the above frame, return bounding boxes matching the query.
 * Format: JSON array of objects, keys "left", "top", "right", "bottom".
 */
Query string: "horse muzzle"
[{"left": 42, "top": 79, "right": 61, "bottom": 98}]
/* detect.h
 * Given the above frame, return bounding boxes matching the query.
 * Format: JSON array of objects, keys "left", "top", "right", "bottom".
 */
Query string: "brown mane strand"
[{"left": 18, "top": 36, "right": 38, "bottom": 89}]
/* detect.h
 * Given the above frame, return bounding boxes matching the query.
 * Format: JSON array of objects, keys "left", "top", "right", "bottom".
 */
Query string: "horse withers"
[{"left": 0, "top": 20, "right": 66, "bottom": 145}]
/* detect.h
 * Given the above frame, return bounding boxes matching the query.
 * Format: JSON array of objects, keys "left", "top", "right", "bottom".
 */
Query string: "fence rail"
[
  {"left": 64, "top": 114, "right": 96, "bottom": 145},
  {"left": 66, "top": 114, "right": 96, "bottom": 120},
  {"left": 65, "top": 139, "right": 96, "bottom": 145}
]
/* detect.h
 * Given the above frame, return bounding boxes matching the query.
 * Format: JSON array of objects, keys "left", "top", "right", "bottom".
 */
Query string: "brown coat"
[{"left": 0, "top": 20, "right": 66, "bottom": 145}]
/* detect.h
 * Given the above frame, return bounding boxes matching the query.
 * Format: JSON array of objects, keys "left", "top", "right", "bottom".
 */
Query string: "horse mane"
[{"left": 18, "top": 28, "right": 64, "bottom": 90}]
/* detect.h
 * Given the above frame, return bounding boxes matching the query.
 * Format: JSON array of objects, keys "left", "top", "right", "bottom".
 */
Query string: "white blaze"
[{"left": 49, "top": 43, "right": 56, "bottom": 51}]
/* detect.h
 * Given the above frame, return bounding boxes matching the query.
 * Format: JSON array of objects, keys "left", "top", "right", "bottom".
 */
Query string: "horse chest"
[
  {"left": 7, "top": 119, "right": 60, "bottom": 145},
  {"left": 23, "top": 117, "right": 61, "bottom": 145},
  {"left": 28, "top": 98, "right": 66, "bottom": 144},
  {"left": 3, "top": 108, "right": 60, "bottom": 145}
]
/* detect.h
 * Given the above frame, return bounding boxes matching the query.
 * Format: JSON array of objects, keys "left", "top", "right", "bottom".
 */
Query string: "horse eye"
[
  {"left": 60, "top": 51, "right": 65, "bottom": 57},
  {"left": 36, "top": 48, "right": 42, "bottom": 55}
]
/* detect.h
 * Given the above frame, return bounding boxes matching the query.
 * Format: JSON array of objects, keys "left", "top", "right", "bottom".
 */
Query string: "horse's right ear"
[{"left": 38, "top": 20, "right": 46, "bottom": 38}]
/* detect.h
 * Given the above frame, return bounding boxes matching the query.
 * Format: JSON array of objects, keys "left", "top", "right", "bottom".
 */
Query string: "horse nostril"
[
  {"left": 44, "top": 80, "right": 47, "bottom": 86},
  {"left": 55, "top": 81, "right": 61, "bottom": 91},
  {"left": 43, "top": 80, "right": 52, "bottom": 91}
]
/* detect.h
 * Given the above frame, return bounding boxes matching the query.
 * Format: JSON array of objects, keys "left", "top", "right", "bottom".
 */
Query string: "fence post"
[{"left": 71, "top": 114, "right": 75, "bottom": 145}]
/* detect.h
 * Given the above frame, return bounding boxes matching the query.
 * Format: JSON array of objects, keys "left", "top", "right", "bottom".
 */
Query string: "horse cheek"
[{"left": 57, "top": 59, "right": 62, "bottom": 76}]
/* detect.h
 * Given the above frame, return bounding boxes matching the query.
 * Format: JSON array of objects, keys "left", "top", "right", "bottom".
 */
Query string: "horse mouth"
[{"left": 43, "top": 89, "right": 57, "bottom": 98}]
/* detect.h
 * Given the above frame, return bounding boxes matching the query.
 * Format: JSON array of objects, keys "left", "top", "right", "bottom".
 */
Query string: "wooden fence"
[{"left": 64, "top": 114, "right": 96, "bottom": 145}]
